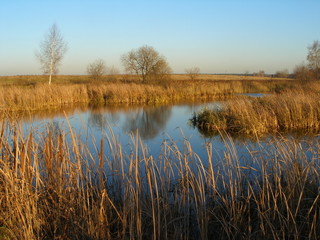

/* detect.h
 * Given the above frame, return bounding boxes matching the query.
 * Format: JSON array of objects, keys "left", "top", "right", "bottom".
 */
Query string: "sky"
[{"left": 1, "top": 0, "right": 320, "bottom": 75}]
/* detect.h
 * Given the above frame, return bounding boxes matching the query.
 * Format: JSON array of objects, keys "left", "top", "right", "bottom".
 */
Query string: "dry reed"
[
  {"left": 0, "top": 76, "right": 303, "bottom": 113},
  {"left": 0, "top": 116, "right": 319, "bottom": 239},
  {"left": 192, "top": 88, "right": 320, "bottom": 136}
]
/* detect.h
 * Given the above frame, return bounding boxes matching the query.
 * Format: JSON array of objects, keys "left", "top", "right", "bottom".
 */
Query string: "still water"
[{"left": 20, "top": 101, "right": 318, "bottom": 168}]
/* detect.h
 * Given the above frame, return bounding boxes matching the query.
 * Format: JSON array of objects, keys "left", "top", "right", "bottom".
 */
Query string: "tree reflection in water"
[
  {"left": 87, "top": 105, "right": 172, "bottom": 140},
  {"left": 123, "top": 105, "right": 172, "bottom": 140},
  {"left": 87, "top": 107, "right": 121, "bottom": 131}
]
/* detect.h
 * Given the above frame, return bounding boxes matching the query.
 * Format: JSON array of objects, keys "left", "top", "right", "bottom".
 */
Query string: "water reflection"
[
  {"left": 88, "top": 112, "right": 114, "bottom": 130},
  {"left": 236, "top": 93, "right": 267, "bottom": 97},
  {"left": 86, "top": 105, "right": 172, "bottom": 140},
  {"left": 13, "top": 100, "right": 319, "bottom": 171},
  {"left": 14, "top": 104, "right": 88, "bottom": 124},
  {"left": 122, "top": 105, "right": 172, "bottom": 139}
]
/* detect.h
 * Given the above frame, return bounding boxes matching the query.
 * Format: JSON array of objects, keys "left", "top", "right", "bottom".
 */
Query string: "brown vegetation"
[
  {"left": 192, "top": 85, "right": 320, "bottom": 136},
  {"left": 0, "top": 75, "right": 296, "bottom": 112},
  {"left": 0, "top": 118, "right": 319, "bottom": 239},
  {"left": 0, "top": 74, "right": 291, "bottom": 86}
]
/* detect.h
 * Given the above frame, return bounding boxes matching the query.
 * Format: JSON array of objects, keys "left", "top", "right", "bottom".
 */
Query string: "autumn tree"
[
  {"left": 307, "top": 40, "right": 320, "bottom": 79},
  {"left": 121, "top": 45, "right": 171, "bottom": 83},
  {"left": 36, "top": 24, "right": 68, "bottom": 84},
  {"left": 185, "top": 67, "right": 200, "bottom": 81}
]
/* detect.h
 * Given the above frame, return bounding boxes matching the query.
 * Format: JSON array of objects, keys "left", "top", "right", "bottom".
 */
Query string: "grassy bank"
[
  {"left": 0, "top": 74, "right": 290, "bottom": 86},
  {"left": 0, "top": 120, "right": 319, "bottom": 239},
  {"left": 0, "top": 74, "right": 300, "bottom": 112},
  {"left": 192, "top": 86, "right": 320, "bottom": 136}
]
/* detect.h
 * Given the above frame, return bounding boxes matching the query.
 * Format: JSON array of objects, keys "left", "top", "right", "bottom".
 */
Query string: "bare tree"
[
  {"left": 107, "top": 66, "right": 119, "bottom": 75},
  {"left": 121, "top": 45, "right": 171, "bottom": 83},
  {"left": 258, "top": 70, "right": 265, "bottom": 77},
  {"left": 244, "top": 70, "right": 250, "bottom": 76},
  {"left": 87, "top": 59, "right": 107, "bottom": 81},
  {"left": 36, "top": 24, "right": 68, "bottom": 84},
  {"left": 106, "top": 65, "right": 120, "bottom": 81},
  {"left": 185, "top": 67, "right": 200, "bottom": 81},
  {"left": 293, "top": 63, "right": 313, "bottom": 81},
  {"left": 275, "top": 69, "right": 289, "bottom": 78},
  {"left": 307, "top": 40, "right": 320, "bottom": 79},
  {"left": 253, "top": 70, "right": 265, "bottom": 77}
]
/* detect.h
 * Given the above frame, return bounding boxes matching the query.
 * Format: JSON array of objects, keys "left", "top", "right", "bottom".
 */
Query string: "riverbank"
[
  {"left": 0, "top": 74, "right": 291, "bottom": 86},
  {"left": 0, "top": 122, "right": 319, "bottom": 239},
  {"left": 0, "top": 75, "right": 301, "bottom": 112}
]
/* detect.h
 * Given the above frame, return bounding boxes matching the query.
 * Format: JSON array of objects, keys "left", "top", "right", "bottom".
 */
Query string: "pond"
[
  {"left": 3, "top": 97, "right": 320, "bottom": 239},
  {"left": 18, "top": 100, "right": 319, "bottom": 170}
]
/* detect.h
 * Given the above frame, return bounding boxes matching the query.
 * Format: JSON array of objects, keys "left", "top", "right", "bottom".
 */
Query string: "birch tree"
[{"left": 36, "top": 24, "right": 68, "bottom": 84}]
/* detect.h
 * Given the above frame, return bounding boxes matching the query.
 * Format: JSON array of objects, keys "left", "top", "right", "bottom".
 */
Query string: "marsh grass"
[
  {"left": 0, "top": 116, "right": 319, "bottom": 239},
  {"left": 192, "top": 88, "right": 320, "bottom": 136},
  {"left": 0, "top": 74, "right": 301, "bottom": 112},
  {"left": 0, "top": 74, "right": 290, "bottom": 86}
]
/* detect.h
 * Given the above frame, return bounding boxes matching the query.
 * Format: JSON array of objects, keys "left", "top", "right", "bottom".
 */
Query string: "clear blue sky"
[{"left": 1, "top": 0, "right": 319, "bottom": 75}]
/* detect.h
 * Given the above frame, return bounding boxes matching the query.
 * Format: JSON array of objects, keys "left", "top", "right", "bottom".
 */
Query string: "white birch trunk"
[{"left": 49, "top": 39, "right": 55, "bottom": 85}]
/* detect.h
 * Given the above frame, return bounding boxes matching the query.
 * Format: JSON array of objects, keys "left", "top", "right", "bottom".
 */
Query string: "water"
[
  {"left": 236, "top": 93, "right": 267, "bottom": 98},
  {"left": 18, "top": 100, "right": 319, "bottom": 170},
  {"left": 22, "top": 102, "right": 223, "bottom": 156}
]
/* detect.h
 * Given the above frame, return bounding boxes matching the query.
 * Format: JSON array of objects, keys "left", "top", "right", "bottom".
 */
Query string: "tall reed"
[
  {"left": 0, "top": 118, "right": 319, "bottom": 239},
  {"left": 0, "top": 79, "right": 307, "bottom": 112},
  {"left": 192, "top": 89, "right": 320, "bottom": 136}
]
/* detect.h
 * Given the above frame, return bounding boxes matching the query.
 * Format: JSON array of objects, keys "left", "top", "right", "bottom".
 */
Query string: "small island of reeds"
[{"left": 191, "top": 83, "right": 320, "bottom": 136}]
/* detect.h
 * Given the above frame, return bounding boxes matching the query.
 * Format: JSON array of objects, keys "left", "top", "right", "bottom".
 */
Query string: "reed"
[
  {"left": 0, "top": 74, "right": 290, "bottom": 86},
  {"left": 0, "top": 117, "right": 319, "bottom": 239},
  {"left": 0, "top": 76, "right": 304, "bottom": 113},
  {"left": 192, "top": 88, "right": 320, "bottom": 136}
]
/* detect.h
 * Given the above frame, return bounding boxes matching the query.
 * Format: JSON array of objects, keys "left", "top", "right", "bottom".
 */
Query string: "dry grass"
[
  {"left": 192, "top": 87, "right": 320, "bottom": 136},
  {"left": 0, "top": 116, "right": 319, "bottom": 239},
  {"left": 171, "top": 74, "right": 290, "bottom": 81},
  {"left": 0, "top": 75, "right": 300, "bottom": 113},
  {"left": 0, "top": 74, "right": 291, "bottom": 86}
]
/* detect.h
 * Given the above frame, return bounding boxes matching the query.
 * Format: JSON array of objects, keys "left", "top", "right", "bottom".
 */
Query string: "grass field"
[
  {"left": 0, "top": 74, "right": 291, "bottom": 86},
  {"left": 0, "top": 74, "right": 299, "bottom": 112}
]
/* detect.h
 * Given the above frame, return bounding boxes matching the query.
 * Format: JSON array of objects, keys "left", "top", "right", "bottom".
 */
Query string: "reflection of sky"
[{"left": 20, "top": 102, "right": 320, "bottom": 171}]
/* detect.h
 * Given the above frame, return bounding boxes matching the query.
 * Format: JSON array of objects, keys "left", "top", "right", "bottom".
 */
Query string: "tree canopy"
[{"left": 121, "top": 45, "right": 171, "bottom": 83}]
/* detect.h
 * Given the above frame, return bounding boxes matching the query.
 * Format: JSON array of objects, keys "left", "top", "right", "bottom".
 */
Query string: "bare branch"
[
  {"left": 36, "top": 24, "right": 68, "bottom": 84},
  {"left": 87, "top": 59, "right": 107, "bottom": 81},
  {"left": 307, "top": 40, "right": 320, "bottom": 79},
  {"left": 121, "top": 45, "right": 171, "bottom": 83},
  {"left": 185, "top": 67, "right": 200, "bottom": 81}
]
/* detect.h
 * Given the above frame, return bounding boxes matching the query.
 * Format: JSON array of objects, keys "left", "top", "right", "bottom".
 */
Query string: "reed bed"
[
  {"left": 0, "top": 74, "right": 290, "bottom": 86},
  {"left": 0, "top": 78, "right": 301, "bottom": 112},
  {"left": 0, "top": 118, "right": 319, "bottom": 239},
  {"left": 192, "top": 88, "right": 320, "bottom": 136}
]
